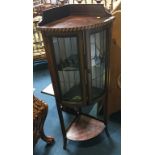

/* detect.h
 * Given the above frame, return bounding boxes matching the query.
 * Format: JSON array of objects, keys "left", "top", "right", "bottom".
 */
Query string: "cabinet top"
[{"left": 38, "top": 4, "right": 115, "bottom": 32}]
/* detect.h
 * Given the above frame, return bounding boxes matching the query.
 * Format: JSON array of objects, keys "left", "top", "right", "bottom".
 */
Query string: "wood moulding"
[{"left": 38, "top": 4, "right": 115, "bottom": 33}]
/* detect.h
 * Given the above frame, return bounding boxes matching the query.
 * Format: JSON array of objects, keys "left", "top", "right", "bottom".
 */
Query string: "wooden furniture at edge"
[
  {"left": 33, "top": 96, "right": 54, "bottom": 147},
  {"left": 108, "top": 10, "right": 121, "bottom": 115}
]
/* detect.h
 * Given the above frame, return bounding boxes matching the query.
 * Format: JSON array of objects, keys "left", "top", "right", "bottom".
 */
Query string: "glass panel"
[
  {"left": 52, "top": 37, "right": 82, "bottom": 102},
  {"left": 90, "top": 30, "right": 106, "bottom": 99}
]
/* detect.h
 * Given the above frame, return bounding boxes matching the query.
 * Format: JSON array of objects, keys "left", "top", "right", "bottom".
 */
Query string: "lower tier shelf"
[{"left": 66, "top": 115, "right": 105, "bottom": 141}]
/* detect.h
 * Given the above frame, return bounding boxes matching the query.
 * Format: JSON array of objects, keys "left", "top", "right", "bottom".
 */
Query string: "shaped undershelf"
[{"left": 66, "top": 115, "right": 105, "bottom": 141}]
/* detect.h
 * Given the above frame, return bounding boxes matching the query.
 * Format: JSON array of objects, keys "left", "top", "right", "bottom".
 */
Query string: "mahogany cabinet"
[{"left": 39, "top": 4, "right": 114, "bottom": 149}]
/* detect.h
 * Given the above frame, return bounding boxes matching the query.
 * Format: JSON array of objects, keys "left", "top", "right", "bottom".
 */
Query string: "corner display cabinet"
[{"left": 39, "top": 4, "right": 115, "bottom": 149}]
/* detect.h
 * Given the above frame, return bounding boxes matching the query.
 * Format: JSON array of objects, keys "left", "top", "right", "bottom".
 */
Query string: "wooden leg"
[
  {"left": 40, "top": 103, "right": 55, "bottom": 144},
  {"left": 96, "top": 96, "right": 110, "bottom": 138},
  {"left": 41, "top": 131, "right": 55, "bottom": 144},
  {"left": 63, "top": 137, "right": 67, "bottom": 150},
  {"left": 101, "top": 93, "right": 110, "bottom": 138},
  {"left": 105, "top": 127, "right": 110, "bottom": 138},
  {"left": 97, "top": 95, "right": 106, "bottom": 116},
  {"left": 55, "top": 101, "right": 67, "bottom": 149},
  {"left": 97, "top": 101, "right": 103, "bottom": 116}
]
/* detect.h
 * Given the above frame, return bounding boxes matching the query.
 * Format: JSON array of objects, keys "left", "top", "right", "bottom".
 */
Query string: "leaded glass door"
[
  {"left": 50, "top": 33, "right": 86, "bottom": 106},
  {"left": 87, "top": 29, "right": 107, "bottom": 102}
]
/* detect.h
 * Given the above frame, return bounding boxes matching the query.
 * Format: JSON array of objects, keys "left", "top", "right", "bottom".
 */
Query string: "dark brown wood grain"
[{"left": 38, "top": 4, "right": 112, "bottom": 30}]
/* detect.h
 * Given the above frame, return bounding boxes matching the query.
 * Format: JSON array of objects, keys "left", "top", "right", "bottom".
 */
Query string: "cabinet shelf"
[
  {"left": 62, "top": 85, "right": 104, "bottom": 102},
  {"left": 66, "top": 114, "right": 105, "bottom": 141}
]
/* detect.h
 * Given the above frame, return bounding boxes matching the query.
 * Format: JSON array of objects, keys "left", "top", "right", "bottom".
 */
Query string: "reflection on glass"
[
  {"left": 90, "top": 30, "right": 106, "bottom": 99},
  {"left": 52, "top": 37, "right": 82, "bottom": 102}
]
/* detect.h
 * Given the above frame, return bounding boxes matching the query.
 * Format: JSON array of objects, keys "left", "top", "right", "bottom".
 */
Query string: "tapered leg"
[
  {"left": 63, "top": 137, "right": 67, "bottom": 150},
  {"left": 103, "top": 92, "right": 110, "bottom": 138},
  {"left": 105, "top": 127, "right": 110, "bottom": 137},
  {"left": 97, "top": 100, "right": 103, "bottom": 116},
  {"left": 55, "top": 101, "right": 67, "bottom": 149}
]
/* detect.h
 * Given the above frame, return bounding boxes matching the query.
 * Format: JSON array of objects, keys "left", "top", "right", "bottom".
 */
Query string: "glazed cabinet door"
[
  {"left": 86, "top": 29, "right": 107, "bottom": 103},
  {"left": 49, "top": 33, "right": 86, "bottom": 106}
]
